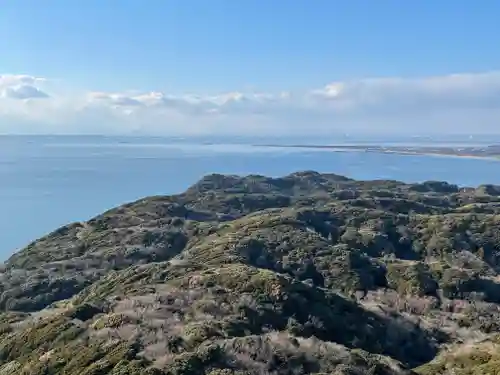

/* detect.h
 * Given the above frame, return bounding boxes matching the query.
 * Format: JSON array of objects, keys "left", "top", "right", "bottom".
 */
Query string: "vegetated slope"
[{"left": 1, "top": 171, "right": 500, "bottom": 374}]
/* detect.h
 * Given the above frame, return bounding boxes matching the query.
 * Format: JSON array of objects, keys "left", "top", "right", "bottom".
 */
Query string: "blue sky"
[{"left": 0, "top": 1, "right": 499, "bottom": 136}]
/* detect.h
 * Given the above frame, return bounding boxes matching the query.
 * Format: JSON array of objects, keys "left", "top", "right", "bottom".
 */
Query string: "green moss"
[
  {"left": 386, "top": 263, "right": 438, "bottom": 296},
  {"left": 416, "top": 348, "right": 500, "bottom": 375},
  {"left": 92, "top": 313, "right": 134, "bottom": 330},
  {"left": 183, "top": 322, "right": 225, "bottom": 348},
  {"left": 0, "top": 315, "right": 84, "bottom": 364}
]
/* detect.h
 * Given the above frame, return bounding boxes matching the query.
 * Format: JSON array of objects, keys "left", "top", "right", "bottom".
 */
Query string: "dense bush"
[{"left": 1, "top": 171, "right": 500, "bottom": 374}]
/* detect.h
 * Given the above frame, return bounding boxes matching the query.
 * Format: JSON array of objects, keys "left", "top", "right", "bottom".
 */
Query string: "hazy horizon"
[{"left": 1, "top": 133, "right": 500, "bottom": 146}]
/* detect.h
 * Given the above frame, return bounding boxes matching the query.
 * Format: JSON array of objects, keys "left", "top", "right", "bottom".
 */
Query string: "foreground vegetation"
[{"left": 2, "top": 171, "right": 500, "bottom": 374}]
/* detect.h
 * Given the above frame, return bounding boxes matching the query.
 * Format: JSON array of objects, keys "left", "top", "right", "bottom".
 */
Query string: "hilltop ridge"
[{"left": 1, "top": 171, "right": 500, "bottom": 374}]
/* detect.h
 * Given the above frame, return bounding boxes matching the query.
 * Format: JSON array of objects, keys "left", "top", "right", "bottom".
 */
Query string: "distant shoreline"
[{"left": 254, "top": 143, "right": 500, "bottom": 161}]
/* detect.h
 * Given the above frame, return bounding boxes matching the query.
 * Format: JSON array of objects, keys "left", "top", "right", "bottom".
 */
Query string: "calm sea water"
[{"left": 2, "top": 135, "right": 500, "bottom": 258}]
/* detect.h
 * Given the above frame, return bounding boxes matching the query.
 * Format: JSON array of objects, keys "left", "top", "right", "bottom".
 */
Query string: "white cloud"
[
  {"left": 0, "top": 71, "right": 499, "bottom": 136},
  {"left": 312, "top": 72, "right": 500, "bottom": 112},
  {"left": 3, "top": 85, "right": 50, "bottom": 99},
  {"left": 0, "top": 74, "right": 50, "bottom": 100},
  {"left": 0, "top": 74, "right": 45, "bottom": 87}
]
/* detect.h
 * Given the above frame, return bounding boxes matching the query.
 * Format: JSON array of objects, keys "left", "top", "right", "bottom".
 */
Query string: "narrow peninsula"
[{"left": 257, "top": 143, "right": 500, "bottom": 160}]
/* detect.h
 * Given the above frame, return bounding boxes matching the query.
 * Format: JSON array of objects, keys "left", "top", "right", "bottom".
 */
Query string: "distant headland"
[{"left": 256, "top": 143, "right": 500, "bottom": 160}]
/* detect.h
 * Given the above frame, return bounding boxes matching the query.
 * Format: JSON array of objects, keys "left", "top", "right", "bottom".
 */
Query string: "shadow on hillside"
[{"left": 275, "top": 283, "right": 447, "bottom": 368}]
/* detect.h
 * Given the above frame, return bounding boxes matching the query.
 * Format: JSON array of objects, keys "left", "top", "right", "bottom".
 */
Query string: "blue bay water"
[{"left": 1, "top": 135, "right": 500, "bottom": 259}]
